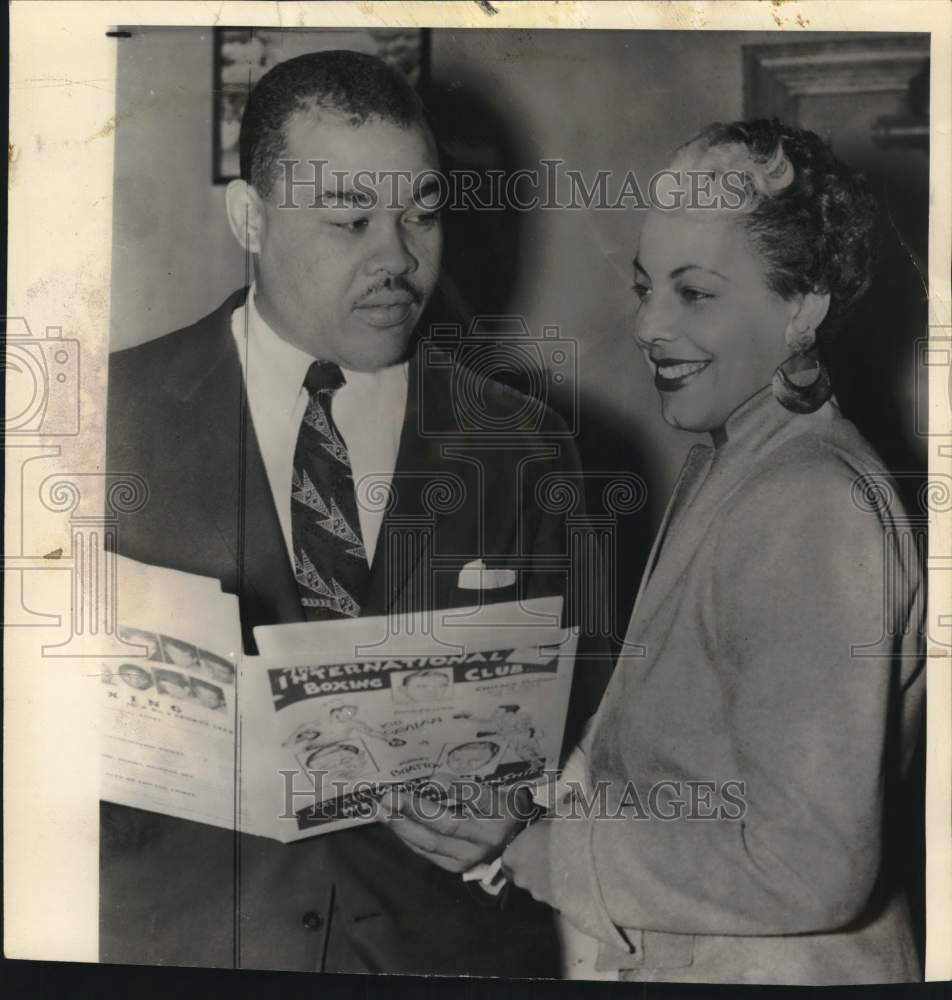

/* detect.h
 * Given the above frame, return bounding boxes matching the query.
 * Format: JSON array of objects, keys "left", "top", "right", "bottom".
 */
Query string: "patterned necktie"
[{"left": 291, "top": 361, "right": 370, "bottom": 620}]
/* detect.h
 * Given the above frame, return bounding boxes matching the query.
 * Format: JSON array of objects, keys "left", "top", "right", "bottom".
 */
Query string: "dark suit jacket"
[{"left": 102, "top": 289, "right": 581, "bottom": 975}]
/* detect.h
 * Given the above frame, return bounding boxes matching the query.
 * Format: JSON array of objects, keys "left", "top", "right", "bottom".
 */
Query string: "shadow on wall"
[
  {"left": 420, "top": 73, "right": 526, "bottom": 319},
  {"left": 828, "top": 155, "right": 930, "bottom": 507},
  {"left": 419, "top": 71, "right": 654, "bottom": 654}
]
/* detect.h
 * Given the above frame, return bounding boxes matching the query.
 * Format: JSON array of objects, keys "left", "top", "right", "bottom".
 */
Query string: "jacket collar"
[
  {"left": 626, "top": 387, "right": 838, "bottom": 637},
  {"left": 717, "top": 384, "right": 833, "bottom": 453},
  {"left": 161, "top": 287, "right": 250, "bottom": 402},
  {"left": 362, "top": 343, "right": 466, "bottom": 615}
]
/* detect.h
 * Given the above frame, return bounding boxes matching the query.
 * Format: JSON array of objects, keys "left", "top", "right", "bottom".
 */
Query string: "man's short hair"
[{"left": 239, "top": 49, "right": 429, "bottom": 197}]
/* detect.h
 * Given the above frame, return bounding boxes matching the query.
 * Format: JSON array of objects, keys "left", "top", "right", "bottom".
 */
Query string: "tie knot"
[{"left": 304, "top": 360, "right": 345, "bottom": 395}]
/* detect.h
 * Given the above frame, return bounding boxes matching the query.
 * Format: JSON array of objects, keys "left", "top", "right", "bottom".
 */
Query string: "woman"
[
  {"left": 500, "top": 120, "right": 926, "bottom": 984},
  {"left": 386, "top": 120, "right": 925, "bottom": 985}
]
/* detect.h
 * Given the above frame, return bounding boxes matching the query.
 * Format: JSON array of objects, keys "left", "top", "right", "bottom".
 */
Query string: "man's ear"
[
  {"left": 225, "top": 179, "right": 266, "bottom": 254},
  {"left": 785, "top": 290, "right": 831, "bottom": 353}
]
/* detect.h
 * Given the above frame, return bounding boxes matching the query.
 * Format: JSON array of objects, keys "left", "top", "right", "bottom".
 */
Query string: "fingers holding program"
[{"left": 381, "top": 783, "right": 533, "bottom": 874}]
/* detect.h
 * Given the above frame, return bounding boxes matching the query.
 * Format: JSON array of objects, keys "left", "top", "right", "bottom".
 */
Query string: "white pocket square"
[{"left": 457, "top": 559, "right": 517, "bottom": 590}]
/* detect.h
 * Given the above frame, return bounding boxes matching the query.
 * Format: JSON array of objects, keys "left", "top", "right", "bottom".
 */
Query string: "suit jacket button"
[{"left": 302, "top": 911, "right": 324, "bottom": 931}]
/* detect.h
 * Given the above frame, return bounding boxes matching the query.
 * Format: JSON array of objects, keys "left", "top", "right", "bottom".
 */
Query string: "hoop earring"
[{"left": 771, "top": 352, "right": 832, "bottom": 414}]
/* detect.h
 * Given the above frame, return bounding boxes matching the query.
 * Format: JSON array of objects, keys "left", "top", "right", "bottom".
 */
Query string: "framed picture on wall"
[{"left": 212, "top": 27, "right": 429, "bottom": 183}]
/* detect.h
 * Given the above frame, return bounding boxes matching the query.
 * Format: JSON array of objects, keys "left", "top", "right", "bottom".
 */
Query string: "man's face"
[
  {"left": 195, "top": 686, "right": 223, "bottom": 710},
  {"left": 165, "top": 642, "right": 195, "bottom": 667},
  {"left": 161, "top": 678, "right": 190, "bottom": 699},
  {"left": 253, "top": 112, "right": 442, "bottom": 370},
  {"left": 205, "top": 660, "right": 235, "bottom": 684},
  {"left": 119, "top": 666, "right": 152, "bottom": 691},
  {"left": 447, "top": 742, "right": 497, "bottom": 772},
  {"left": 124, "top": 629, "right": 158, "bottom": 659},
  {"left": 311, "top": 746, "right": 364, "bottom": 777},
  {"left": 407, "top": 672, "right": 449, "bottom": 702}
]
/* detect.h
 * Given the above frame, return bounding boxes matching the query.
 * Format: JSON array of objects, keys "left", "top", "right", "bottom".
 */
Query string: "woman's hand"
[{"left": 381, "top": 783, "right": 533, "bottom": 874}]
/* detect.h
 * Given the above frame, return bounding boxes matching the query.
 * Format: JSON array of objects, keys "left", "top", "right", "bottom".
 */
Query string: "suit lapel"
[
  {"left": 365, "top": 348, "right": 436, "bottom": 617},
  {"left": 162, "top": 290, "right": 303, "bottom": 642},
  {"left": 364, "top": 351, "right": 477, "bottom": 617}
]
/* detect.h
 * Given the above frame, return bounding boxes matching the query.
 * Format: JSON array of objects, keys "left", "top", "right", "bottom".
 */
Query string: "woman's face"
[{"left": 633, "top": 209, "right": 797, "bottom": 438}]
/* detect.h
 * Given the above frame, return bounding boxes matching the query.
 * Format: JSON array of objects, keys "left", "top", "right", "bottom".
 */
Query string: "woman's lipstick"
[{"left": 651, "top": 357, "right": 711, "bottom": 391}]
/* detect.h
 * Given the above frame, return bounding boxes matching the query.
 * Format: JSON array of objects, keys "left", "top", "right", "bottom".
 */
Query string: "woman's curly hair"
[{"left": 675, "top": 119, "right": 880, "bottom": 340}]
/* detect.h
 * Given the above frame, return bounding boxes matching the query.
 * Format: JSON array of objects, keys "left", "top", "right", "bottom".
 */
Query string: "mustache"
[{"left": 356, "top": 276, "right": 424, "bottom": 305}]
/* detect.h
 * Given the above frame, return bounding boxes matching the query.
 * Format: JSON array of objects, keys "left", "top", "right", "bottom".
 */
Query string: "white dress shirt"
[{"left": 231, "top": 285, "right": 408, "bottom": 568}]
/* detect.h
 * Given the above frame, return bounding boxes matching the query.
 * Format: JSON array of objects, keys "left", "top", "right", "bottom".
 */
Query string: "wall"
[
  {"left": 111, "top": 28, "right": 243, "bottom": 343},
  {"left": 109, "top": 28, "right": 922, "bottom": 617}
]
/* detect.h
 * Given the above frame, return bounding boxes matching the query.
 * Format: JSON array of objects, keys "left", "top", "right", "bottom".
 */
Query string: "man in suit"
[{"left": 103, "top": 50, "right": 581, "bottom": 975}]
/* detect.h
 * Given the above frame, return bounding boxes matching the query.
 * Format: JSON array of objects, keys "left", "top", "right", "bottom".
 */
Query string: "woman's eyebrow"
[{"left": 670, "top": 264, "right": 728, "bottom": 281}]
